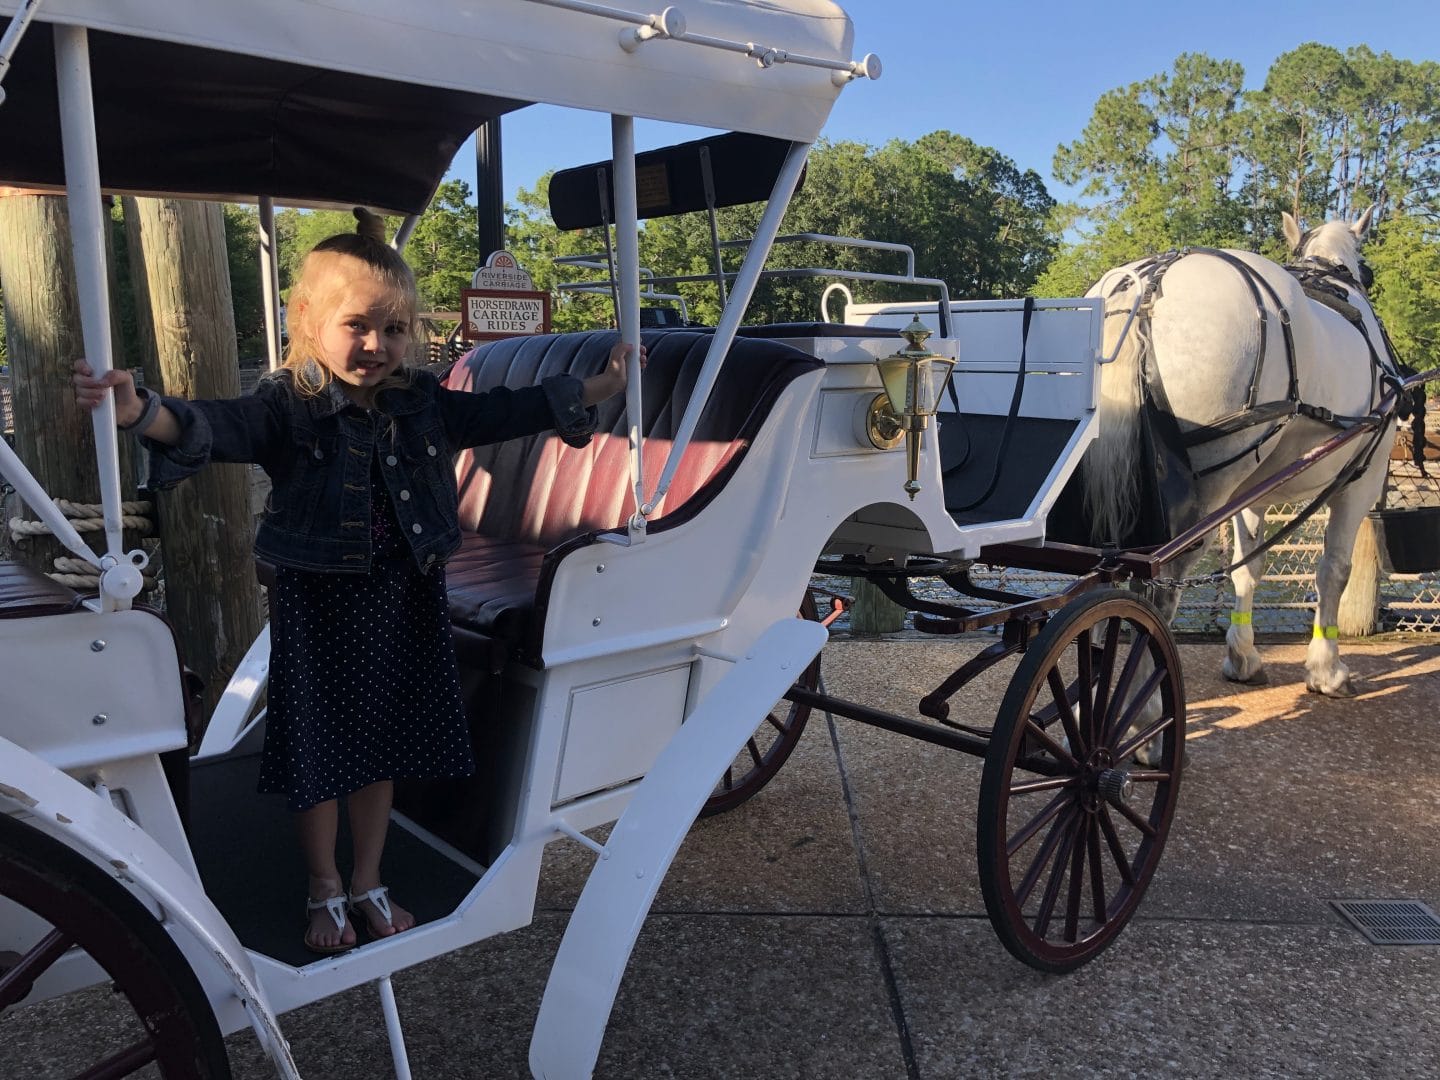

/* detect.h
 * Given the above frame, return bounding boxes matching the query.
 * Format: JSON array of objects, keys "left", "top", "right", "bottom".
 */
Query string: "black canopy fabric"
[
  {"left": 547, "top": 131, "right": 801, "bottom": 231},
  {"left": 0, "top": 22, "right": 526, "bottom": 214}
]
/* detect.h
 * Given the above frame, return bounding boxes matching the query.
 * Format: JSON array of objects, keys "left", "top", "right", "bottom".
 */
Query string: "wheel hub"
[
  {"left": 1095, "top": 767, "right": 1134, "bottom": 808},
  {"left": 1079, "top": 749, "right": 1132, "bottom": 812}
]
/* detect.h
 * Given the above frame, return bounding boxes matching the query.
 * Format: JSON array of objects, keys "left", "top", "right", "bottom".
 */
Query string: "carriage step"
[{"left": 1330, "top": 899, "right": 1440, "bottom": 945}]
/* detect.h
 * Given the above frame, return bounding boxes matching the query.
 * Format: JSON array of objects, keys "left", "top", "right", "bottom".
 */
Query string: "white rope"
[
  {"left": 47, "top": 555, "right": 158, "bottom": 593},
  {"left": 8, "top": 497, "right": 154, "bottom": 541}
]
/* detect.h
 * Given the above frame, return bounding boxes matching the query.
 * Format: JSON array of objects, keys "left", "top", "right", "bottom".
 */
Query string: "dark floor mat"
[{"left": 188, "top": 755, "right": 481, "bottom": 968}]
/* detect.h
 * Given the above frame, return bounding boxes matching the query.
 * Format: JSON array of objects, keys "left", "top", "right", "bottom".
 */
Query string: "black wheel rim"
[
  {"left": 977, "top": 590, "right": 1185, "bottom": 973},
  {"left": 0, "top": 815, "right": 231, "bottom": 1078},
  {"left": 700, "top": 594, "right": 820, "bottom": 818}
]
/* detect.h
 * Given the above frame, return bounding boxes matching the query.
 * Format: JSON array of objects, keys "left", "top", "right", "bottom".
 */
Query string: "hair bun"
[{"left": 352, "top": 207, "right": 387, "bottom": 244}]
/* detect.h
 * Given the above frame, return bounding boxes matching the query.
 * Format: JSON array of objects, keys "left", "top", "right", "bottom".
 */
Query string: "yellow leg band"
[
  {"left": 1229, "top": 612, "right": 1252, "bottom": 625},
  {"left": 1312, "top": 624, "right": 1340, "bottom": 639}
]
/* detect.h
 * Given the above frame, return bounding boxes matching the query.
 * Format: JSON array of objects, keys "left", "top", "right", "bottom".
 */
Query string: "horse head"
[{"left": 1282, "top": 204, "right": 1375, "bottom": 288}]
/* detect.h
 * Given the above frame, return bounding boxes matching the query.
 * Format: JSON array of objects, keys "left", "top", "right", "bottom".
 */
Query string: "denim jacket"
[{"left": 142, "top": 365, "right": 596, "bottom": 575}]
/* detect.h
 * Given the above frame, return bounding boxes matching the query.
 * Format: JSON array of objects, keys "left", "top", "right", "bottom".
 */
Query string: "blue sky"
[{"left": 445, "top": 0, "right": 1438, "bottom": 209}]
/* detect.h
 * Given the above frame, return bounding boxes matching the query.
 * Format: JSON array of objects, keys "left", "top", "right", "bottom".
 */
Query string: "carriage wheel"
[
  {"left": 976, "top": 589, "right": 1184, "bottom": 973},
  {"left": 700, "top": 592, "right": 822, "bottom": 817},
  {"left": 0, "top": 814, "right": 231, "bottom": 1078}
]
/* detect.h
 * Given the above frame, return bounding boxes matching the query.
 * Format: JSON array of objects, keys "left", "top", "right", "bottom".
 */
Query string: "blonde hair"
[{"left": 282, "top": 207, "right": 419, "bottom": 398}]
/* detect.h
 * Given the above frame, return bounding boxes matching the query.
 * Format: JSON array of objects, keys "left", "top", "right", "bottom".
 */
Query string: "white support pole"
[
  {"left": 54, "top": 26, "right": 127, "bottom": 576},
  {"left": 643, "top": 141, "right": 811, "bottom": 515},
  {"left": 258, "top": 196, "right": 283, "bottom": 370},
  {"left": 392, "top": 213, "right": 421, "bottom": 253},
  {"left": 611, "top": 114, "right": 646, "bottom": 540},
  {"left": 377, "top": 976, "right": 413, "bottom": 1080},
  {"left": 0, "top": 0, "right": 46, "bottom": 101}
]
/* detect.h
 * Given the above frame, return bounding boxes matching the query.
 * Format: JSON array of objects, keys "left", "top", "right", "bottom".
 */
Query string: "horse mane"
[{"left": 1283, "top": 205, "right": 1373, "bottom": 285}]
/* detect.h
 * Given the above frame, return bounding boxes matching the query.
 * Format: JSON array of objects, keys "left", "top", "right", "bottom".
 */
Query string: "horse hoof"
[
  {"left": 1222, "top": 664, "right": 1267, "bottom": 685},
  {"left": 1306, "top": 677, "right": 1356, "bottom": 698}
]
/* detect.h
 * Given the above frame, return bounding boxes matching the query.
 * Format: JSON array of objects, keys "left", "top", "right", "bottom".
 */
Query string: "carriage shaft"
[{"left": 783, "top": 684, "right": 1068, "bottom": 776}]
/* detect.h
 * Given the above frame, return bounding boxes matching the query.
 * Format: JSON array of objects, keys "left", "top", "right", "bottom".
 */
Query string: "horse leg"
[
  {"left": 1127, "top": 546, "right": 1203, "bottom": 766},
  {"left": 1222, "top": 507, "right": 1268, "bottom": 684},
  {"left": 1305, "top": 460, "right": 1388, "bottom": 697}
]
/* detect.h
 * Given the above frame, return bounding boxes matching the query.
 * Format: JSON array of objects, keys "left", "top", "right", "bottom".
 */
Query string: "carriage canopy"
[{"left": 0, "top": 0, "right": 858, "bottom": 213}]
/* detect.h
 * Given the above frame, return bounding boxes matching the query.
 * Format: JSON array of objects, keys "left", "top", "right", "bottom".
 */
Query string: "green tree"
[
  {"left": 403, "top": 179, "right": 481, "bottom": 314},
  {"left": 1368, "top": 212, "right": 1440, "bottom": 364},
  {"left": 498, "top": 136, "right": 1057, "bottom": 330},
  {"left": 1044, "top": 52, "right": 1250, "bottom": 294}
]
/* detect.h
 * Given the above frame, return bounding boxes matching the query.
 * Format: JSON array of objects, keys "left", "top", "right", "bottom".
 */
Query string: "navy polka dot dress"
[{"left": 258, "top": 451, "right": 474, "bottom": 812}]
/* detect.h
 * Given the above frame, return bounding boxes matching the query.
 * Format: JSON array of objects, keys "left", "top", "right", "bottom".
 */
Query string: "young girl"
[{"left": 75, "top": 208, "right": 641, "bottom": 955}]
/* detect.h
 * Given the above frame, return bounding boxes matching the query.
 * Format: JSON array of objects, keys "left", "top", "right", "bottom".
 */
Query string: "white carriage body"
[{"left": 0, "top": 3, "right": 1106, "bottom": 1076}]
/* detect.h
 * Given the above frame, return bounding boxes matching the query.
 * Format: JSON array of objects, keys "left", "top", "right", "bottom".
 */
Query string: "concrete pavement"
[{"left": 10, "top": 636, "right": 1440, "bottom": 1078}]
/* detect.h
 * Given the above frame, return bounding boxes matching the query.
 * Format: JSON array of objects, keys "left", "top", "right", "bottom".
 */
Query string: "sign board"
[
  {"left": 461, "top": 251, "right": 550, "bottom": 341},
  {"left": 472, "top": 250, "right": 537, "bottom": 292},
  {"left": 461, "top": 288, "right": 551, "bottom": 341}
]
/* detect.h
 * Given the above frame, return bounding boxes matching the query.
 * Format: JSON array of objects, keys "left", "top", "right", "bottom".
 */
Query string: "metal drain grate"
[{"left": 1331, "top": 900, "right": 1440, "bottom": 945}]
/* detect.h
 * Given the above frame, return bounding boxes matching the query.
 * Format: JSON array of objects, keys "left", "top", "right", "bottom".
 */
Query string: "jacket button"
[
  {"left": 412, "top": 523, "right": 423, "bottom": 534},
  {"left": 386, "top": 454, "right": 398, "bottom": 466},
  {"left": 427, "top": 445, "right": 438, "bottom": 457},
  {"left": 313, "top": 448, "right": 324, "bottom": 460},
  {"left": 399, "top": 489, "right": 411, "bottom": 501}
]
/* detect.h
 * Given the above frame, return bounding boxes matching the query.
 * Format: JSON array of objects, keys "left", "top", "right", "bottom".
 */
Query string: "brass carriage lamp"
[{"left": 874, "top": 316, "right": 955, "bottom": 500}]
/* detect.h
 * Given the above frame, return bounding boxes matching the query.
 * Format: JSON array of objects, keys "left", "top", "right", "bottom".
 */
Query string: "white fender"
[
  {"left": 195, "top": 622, "right": 271, "bottom": 761},
  {"left": 0, "top": 735, "right": 301, "bottom": 1079},
  {"left": 529, "top": 616, "right": 829, "bottom": 1080}
]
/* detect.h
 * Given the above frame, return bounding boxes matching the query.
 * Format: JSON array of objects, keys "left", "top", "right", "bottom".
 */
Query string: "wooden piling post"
[
  {"left": 848, "top": 576, "right": 907, "bottom": 635},
  {"left": 0, "top": 190, "right": 136, "bottom": 568},
  {"left": 123, "top": 197, "right": 263, "bottom": 721}
]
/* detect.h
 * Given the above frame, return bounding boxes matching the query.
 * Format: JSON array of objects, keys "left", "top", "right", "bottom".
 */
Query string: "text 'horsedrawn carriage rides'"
[{"left": 1, "top": 2, "right": 1435, "bottom": 1078}]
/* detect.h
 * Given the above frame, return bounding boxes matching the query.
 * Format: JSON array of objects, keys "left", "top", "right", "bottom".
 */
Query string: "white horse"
[{"left": 1081, "top": 207, "right": 1399, "bottom": 698}]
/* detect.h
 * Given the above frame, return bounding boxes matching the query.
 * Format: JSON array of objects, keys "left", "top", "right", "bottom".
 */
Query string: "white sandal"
[
  {"left": 348, "top": 885, "right": 399, "bottom": 938},
  {"left": 304, "top": 894, "right": 353, "bottom": 955}
]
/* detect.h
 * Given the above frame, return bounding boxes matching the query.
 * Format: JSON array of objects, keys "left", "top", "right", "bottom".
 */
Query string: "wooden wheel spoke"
[
  {"left": 1063, "top": 817, "right": 1089, "bottom": 943},
  {"left": 1097, "top": 807, "right": 1137, "bottom": 887},
  {"left": 1009, "top": 775, "right": 1079, "bottom": 796},
  {"left": 1023, "top": 717, "right": 1079, "bottom": 770},
  {"left": 0, "top": 927, "right": 71, "bottom": 1008},
  {"left": 1111, "top": 796, "right": 1158, "bottom": 838},
  {"left": 1075, "top": 628, "right": 1095, "bottom": 749},
  {"left": 1032, "top": 812, "right": 1082, "bottom": 939},
  {"left": 1101, "top": 632, "right": 1150, "bottom": 743},
  {"left": 1114, "top": 711, "right": 1177, "bottom": 764},
  {"left": 78, "top": 1037, "right": 160, "bottom": 1080},
  {"left": 1089, "top": 618, "right": 1123, "bottom": 733},
  {"left": 1104, "top": 666, "right": 1167, "bottom": 750},
  {"left": 1046, "top": 668, "right": 1083, "bottom": 756},
  {"left": 1087, "top": 816, "right": 1108, "bottom": 923},
  {"left": 1014, "top": 804, "right": 1079, "bottom": 907},
  {"left": 1126, "top": 770, "right": 1173, "bottom": 784},
  {"left": 703, "top": 599, "right": 817, "bottom": 818},
  {"left": 1006, "top": 788, "right": 1075, "bottom": 858}
]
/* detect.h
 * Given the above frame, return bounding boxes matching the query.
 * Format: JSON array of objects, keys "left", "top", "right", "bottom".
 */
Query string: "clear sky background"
[{"left": 445, "top": 0, "right": 1439, "bottom": 209}]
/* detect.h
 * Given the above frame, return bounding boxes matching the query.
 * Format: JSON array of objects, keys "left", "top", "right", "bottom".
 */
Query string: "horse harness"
[
  {"left": 1102, "top": 247, "right": 1415, "bottom": 576},
  {"left": 1106, "top": 246, "right": 1411, "bottom": 481}
]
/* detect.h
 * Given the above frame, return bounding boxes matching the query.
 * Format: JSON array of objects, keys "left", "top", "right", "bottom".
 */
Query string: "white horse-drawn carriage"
[{"left": 2, "top": 2, "right": 1432, "bottom": 1077}]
